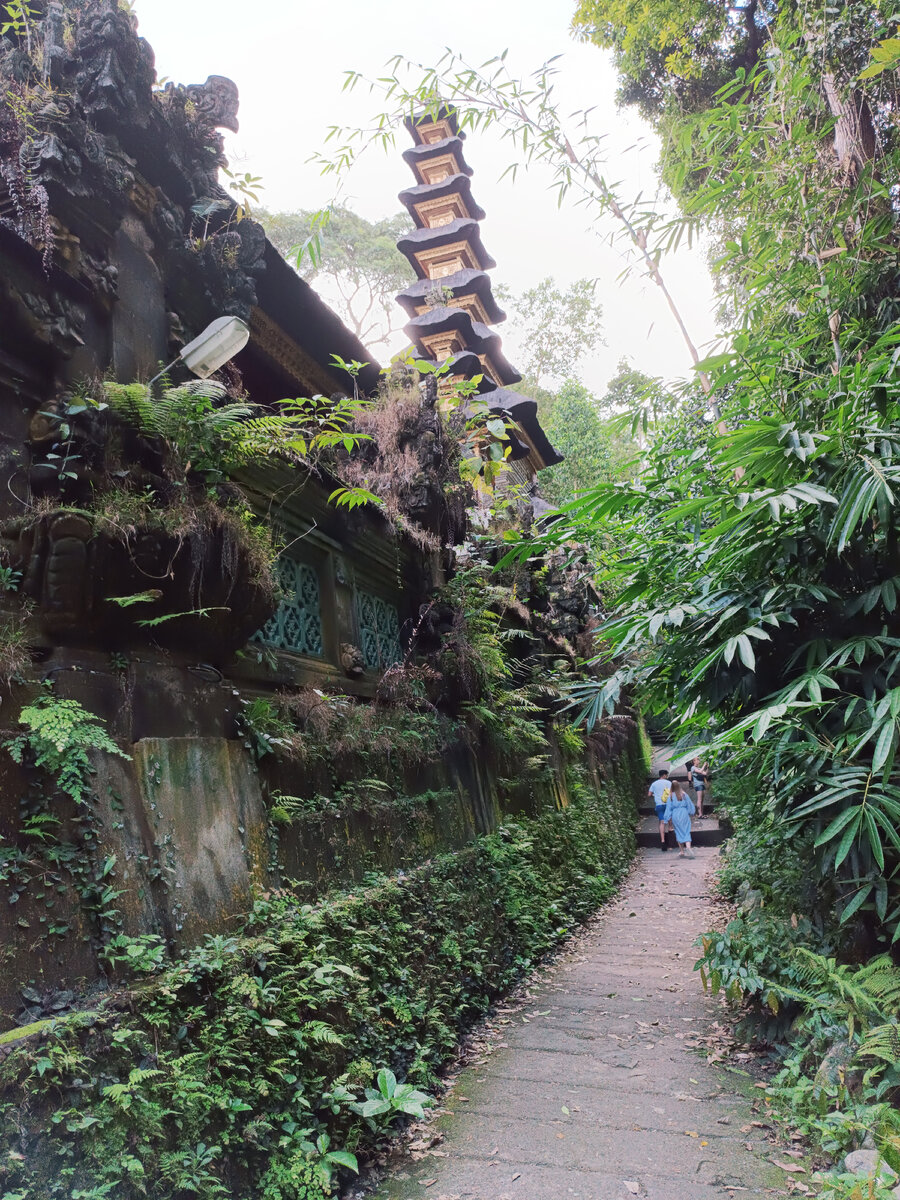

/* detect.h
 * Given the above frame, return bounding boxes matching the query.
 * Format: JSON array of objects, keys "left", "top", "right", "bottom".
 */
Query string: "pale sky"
[{"left": 134, "top": 0, "right": 721, "bottom": 394}]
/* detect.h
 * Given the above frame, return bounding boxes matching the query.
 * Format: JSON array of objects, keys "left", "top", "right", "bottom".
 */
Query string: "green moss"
[
  {"left": 0, "top": 1018, "right": 53, "bottom": 1046},
  {"left": 638, "top": 716, "right": 653, "bottom": 776}
]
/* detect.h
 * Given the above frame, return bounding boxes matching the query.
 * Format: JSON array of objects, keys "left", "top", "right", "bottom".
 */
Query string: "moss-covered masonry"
[{"left": 0, "top": 723, "right": 644, "bottom": 1200}]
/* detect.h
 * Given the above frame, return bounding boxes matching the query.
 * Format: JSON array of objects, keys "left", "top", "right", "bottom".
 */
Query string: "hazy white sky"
[{"left": 134, "top": 0, "right": 721, "bottom": 393}]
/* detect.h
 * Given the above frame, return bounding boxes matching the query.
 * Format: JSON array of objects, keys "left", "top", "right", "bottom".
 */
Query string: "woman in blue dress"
[{"left": 663, "top": 782, "right": 696, "bottom": 858}]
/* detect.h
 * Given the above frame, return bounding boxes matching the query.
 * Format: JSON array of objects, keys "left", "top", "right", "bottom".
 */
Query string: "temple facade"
[
  {"left": 395, "top": 109, "right": 562, "bottom": 501},
  {"left": 0, "top": 6, "right": 604, "bottom": 1026}
]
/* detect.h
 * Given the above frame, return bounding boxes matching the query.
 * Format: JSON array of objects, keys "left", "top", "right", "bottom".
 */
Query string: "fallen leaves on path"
[{"left": 770, "top": 1159, "right": 806, "bottom": 1174}]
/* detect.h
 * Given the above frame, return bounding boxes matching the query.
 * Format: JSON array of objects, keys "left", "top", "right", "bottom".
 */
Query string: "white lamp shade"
[{"left": 179, "top": 316, "right": 250, "bottom": 378}]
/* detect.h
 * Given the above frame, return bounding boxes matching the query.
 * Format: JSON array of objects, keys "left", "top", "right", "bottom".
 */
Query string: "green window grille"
[
  {"left": 356, "top": 590, "right": 401, "bottom": 671},
  {"left": 254, "top": 558, "right": 323, "bottom": 657}
]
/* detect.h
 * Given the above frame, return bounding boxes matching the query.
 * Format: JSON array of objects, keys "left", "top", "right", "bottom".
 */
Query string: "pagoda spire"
[
  {"left": 394, "top": 109, "right": 563, "bottom": 481},
  {"left": 395, "top": 108, "right": 521, "bottom": 391}
]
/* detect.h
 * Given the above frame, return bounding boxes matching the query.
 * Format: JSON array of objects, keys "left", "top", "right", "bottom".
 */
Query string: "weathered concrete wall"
[
  {"left": 95, "top": 738, "right": 272, "bottom": 947},
  {"left": 0, "top": 714, "right": 643, "bottom": 1028},
  {"left": 0, "top": 733, "right": 272, "bottom": 1025}
]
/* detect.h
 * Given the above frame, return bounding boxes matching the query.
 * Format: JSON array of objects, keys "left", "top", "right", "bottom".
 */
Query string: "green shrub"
[
  {"left": 710, "top": 765, "right": 830, "bottom": 919},
  {"left": 696, "top": 910, "right": 834, "bottom": 1040},
  {"left": 697, "top": 915, "right": 900, "bottom": 1167}
]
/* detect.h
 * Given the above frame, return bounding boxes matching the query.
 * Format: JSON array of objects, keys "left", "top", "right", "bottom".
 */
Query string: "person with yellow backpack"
[{"left": 647, "top": 769, "right": 674, "bottom": 851}]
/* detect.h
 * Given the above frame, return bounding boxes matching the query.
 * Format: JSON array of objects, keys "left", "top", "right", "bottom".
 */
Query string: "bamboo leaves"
[{"left": 828, "top": 457, "right": 899, "bottom": 553}]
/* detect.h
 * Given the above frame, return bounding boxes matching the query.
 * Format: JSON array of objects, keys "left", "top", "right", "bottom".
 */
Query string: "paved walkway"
[{"left": 373, "top": 850, "right": 779, "bottom": 1200}]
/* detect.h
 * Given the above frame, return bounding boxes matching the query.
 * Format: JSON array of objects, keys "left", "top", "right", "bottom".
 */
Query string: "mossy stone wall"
[{"left": 0, "top": 721, "right": 644, "bottom": 1200}]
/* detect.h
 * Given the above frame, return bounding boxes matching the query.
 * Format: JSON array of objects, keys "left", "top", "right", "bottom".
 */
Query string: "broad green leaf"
[
  {"left": 839, "top": 883, "right": 873, "bottom": 924},
  {"left": 834, "top": 812, "right": 863, "bottom": 869},
  {"left": 872, "top": 720, "right": 898, "bottom": 775},
  {"left": 736, "top": 635, "right": 755, "bottom": 671}
]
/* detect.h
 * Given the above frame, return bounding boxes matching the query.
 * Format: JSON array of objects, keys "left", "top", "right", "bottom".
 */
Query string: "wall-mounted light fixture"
[{"left": 147, "top": 316, "right": 250, "bottom": 389}]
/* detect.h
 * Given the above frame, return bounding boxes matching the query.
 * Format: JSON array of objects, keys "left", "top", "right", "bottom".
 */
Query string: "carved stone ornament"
[
  {"left": 340, "top": 643, "right": 365, "bottom": 678},
  {"left": 184, "top": 76, "right": 240, "bottom": 134},
  {"left": 6, "top": 283, "right": 86, "bottom": 356},
  {"left": 74, "top": 1, "right": 156, "bottom": 129},
  {"left": 42, "top": 1, "right": 67, "bottom": 86},
  {"left": 197, "top": 219, "right": 267, "bottom": 320},
  {"left": 248, "top": 308, "right": 340, "bottom": 397}
]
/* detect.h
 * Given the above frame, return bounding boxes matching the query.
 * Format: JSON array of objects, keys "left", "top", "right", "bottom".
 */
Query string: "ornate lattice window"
[
  {"left": 356, "top": 590, "right": 401, "bottom": 671},
  {"left": 254, "top": 558, "right": 323, "bottom": 657}
]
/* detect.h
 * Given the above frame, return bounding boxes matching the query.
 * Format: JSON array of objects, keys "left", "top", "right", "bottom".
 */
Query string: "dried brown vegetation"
[{"left": 338, "top": 367, "right": 468, "bottom": 551}]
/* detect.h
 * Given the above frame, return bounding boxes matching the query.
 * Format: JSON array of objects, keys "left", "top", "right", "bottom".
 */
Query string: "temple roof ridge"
[
  {"left": 403, "top": 305, "right": 521, "bottom": 388},
  {"left": 397, "top": 217, "right": 496, "bottom": 278},
  {"left": 398, "top": 173, "right": 486, "bottom": 226},
  {"left": 401, "top": 136, "right": 474, "bottom": 181},
  {"left": 396, "top": 268, "right": 507, "bottom": 325},
  {"left": 403, "top": 106, "right": 463, "bottom": 143}
]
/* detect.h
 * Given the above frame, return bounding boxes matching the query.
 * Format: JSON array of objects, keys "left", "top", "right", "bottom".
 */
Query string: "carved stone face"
[
  {"left": 75, "top": 5, "right": 156, "bottom": 127},
  {"left": 185, "top": 76, "right": 240, "bottom": 134},
  {"left": 340, "top": 642, "right": 365, "bottom": 677}
]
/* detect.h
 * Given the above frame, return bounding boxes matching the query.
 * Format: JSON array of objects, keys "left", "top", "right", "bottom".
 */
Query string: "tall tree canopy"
[
  {"left": 594, "top": 359, "right": 672, "bottom": 424},
  {"left": 500, "top": 277, "right": 604, "bottom": 388},
  {"left": 539, "top": 379, "right": 637, "bottom": 507},
  {"left": 257, "top": 205, "right": 414, "bottom": 351},
  {"left": 572, "top": 0, "right": 892, "bottom": 188},
  {"left": 571, "top": 0, "right": 766, "bottom": 119}
]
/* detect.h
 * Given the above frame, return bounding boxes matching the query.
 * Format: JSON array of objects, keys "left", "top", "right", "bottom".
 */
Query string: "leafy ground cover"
[
  {"left": 697, "top": 786, "right": 900, "bottom": 1195},
  {"left": 0, "top": 746, "right": 640, "bottom": 1200}
]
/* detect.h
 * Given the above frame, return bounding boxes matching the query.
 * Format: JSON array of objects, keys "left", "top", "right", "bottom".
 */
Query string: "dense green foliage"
[
  {"left": 257, "top": 205, "right": 413, "bottom": 349},
  {"left": 571, "top": 0, "right": 766, "bottom": 119},
  {"left": 700, "top": 913, "right": 900, "bottom": 1167},
  {"left": 486, "top": 8, "right": 900, "bottom": 944},
  {"left": 102, "top": 379, "right": 372, "bottom": 487},
  {"left": 698, "top": 804, "right": 900, "bottom": 1179},
  {"left": 539, "top": 379, "right": 637, "bottom": 506},
  {"left": 0, "top": 747, "right": 640, "bottom": 1200}
]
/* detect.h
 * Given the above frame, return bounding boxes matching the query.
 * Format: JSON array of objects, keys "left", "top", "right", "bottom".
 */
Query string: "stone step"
[
  {"left": 636, "top": 814, "right": 728, "bottom": 849},
  {"left": 638, "top": 802, "right": 717, "bottom": 816},
  {"left": 637, "top": 828, "right": 727, "bottom": 848}
]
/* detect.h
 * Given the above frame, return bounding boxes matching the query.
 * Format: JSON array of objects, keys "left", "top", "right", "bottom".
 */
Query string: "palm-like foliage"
[
  {"left": 526, "top": 339, "right": 900, "bottom": 929},
  {"left": 489, "top": 20, "right": 900, "bottom": 934}
]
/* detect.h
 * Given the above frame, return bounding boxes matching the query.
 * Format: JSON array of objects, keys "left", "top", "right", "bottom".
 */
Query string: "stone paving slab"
[{"left": 372, "top": 848, "right": 780, "bottom": 1200}]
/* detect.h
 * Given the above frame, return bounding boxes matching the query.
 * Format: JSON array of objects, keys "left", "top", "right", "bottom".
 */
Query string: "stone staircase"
[{"left": 639, "top": 758, "right": 729, "bottom": 849}]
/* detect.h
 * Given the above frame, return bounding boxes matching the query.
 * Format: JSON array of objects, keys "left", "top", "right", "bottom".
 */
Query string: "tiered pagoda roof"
[{"left": 395, "top": 110, "right": 563, "bottom": 473}]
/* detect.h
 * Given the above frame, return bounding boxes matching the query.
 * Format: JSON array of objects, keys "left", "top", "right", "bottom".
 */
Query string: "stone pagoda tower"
[{"left": 395, "top": 109, "right": 562, "bottom": 489}]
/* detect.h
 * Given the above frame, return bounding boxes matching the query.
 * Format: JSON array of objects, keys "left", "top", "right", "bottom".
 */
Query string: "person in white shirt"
[{"left": 648, "top": 770, "right": 674, "bottom": 851}]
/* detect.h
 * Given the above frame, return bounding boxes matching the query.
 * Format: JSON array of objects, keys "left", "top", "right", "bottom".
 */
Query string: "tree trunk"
[
  {"left": 821, "top": 74, "right": 878, "bottom": 179},
  {"left": 802, "top": 24, "right": 879, "bottom": 179}
]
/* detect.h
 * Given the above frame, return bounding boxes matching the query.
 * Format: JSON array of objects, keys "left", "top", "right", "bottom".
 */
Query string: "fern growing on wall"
[
  {"left": 5, "top": 692, "right": 130, "bottom": 805},
  {"left": 102, "top": 379, "right": 374, "bottom": 487}
]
